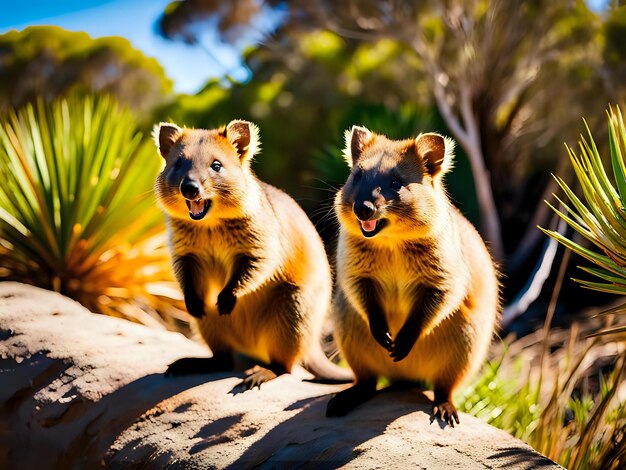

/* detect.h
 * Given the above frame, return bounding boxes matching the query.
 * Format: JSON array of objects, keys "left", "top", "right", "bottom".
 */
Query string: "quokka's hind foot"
[
  {"left": 165, "top": 354, "right": 234, "bottom": 377},
  {"left": 430, "top": 388, "right": 460, "bottom": 427},
  {"left": 326, "top": 378, "right": 377, "bottom": 417},
  {"left": 230, "top": 363, "right": 287, "bottom": 393}
]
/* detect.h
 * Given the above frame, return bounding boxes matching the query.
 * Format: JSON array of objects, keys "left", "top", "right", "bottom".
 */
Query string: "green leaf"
[
  {"left": 609, "top": 111, "right": 626, "bottom": 204},
  {"left": 578, "top": 265, "right": 626, "bottom": 284},
  {"left": 586, "top": 325, "right": 626, "bottom": 338},
  {"left": 593, "top": 301, "right": 626, "bottom": 317},
  {"left": 574, "top": 278, "right": 626, "bottom": 294}
]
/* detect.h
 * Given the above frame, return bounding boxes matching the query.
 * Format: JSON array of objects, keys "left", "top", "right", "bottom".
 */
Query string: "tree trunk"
[{"left": 463, "top": 141, "right": 505, "bottom": 261}]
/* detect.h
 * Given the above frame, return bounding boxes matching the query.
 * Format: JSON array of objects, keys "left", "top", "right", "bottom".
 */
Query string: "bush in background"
[{"left": 0, "top": 95, "right": 186, "bottom": 329}]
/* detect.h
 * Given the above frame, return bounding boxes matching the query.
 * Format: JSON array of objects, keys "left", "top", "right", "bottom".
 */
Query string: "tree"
[
  {"left": 0, "top": 26, "right": 174, "bottom": 116},
  {"left": 158, "top": 0, "right": 263, "bottom": 45}
]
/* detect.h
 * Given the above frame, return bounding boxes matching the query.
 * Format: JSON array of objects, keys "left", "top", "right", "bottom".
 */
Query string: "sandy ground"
[{"left": 0, "top": 282, "right": 561, "bottom": 469}]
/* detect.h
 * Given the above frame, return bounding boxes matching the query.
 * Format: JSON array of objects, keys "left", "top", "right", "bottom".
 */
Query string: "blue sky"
[
  {"left": 0, "top": 0, "right": 612, "bottom": 95},
  {"left": 0, "top": 0, "right": 246, "bottom": 94}
]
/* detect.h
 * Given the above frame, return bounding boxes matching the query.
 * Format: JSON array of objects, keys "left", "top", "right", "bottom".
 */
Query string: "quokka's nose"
[
  {"left": 353, "top": 200, "right": 376, "bottom": 221},
  {"left": 180, "top": 178, "right": 200, "bottom": 200}
]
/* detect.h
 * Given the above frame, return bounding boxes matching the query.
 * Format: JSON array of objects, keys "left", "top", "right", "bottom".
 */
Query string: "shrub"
[
  {"left": 0, "top": 95, "right": 185, "bottom": 329},
  {"left": 543, "top": 106, "right": 626, "bottom": 337}
]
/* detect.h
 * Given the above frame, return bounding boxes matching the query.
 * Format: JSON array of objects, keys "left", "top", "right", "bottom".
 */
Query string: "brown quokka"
[
  {"left": 326, "top": 126, "right": 499, "bottom": 426},
  {"left": 154, "top": 119, "right": 352, "bottom": 389}
]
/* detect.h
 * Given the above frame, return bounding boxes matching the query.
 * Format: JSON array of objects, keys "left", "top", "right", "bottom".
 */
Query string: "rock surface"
[{"left": 0, "top": 282, "right": 560, "bottom": 469}]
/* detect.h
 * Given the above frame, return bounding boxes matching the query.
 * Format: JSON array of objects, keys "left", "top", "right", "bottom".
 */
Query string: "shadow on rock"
[
  {"left": 488, "top": 446, "right": 559, "bottom": 469},
  {"left": 227, "top": 388, "right": 432, "bottom": 469},
  {"left": 1, "top": 350, "right": 241, "bottom": 469}
]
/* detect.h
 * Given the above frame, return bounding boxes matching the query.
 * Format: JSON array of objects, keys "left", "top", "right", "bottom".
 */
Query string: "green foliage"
[
  {"left": 541, "top": 106, "right": 626, "bottom": 337},
  {"left": 300, "top": 30, "right": 344, "bottom": 62},
  {"left": 157, "top": 0, "right": 264, "bottom": 45},
  {"left": 458, "top": 356, "right": 542, "bottom": 442},
  {"left": 460, "top": 339, "right": 626, "bottom": 469},
  {"left": 313, "top": 103, "right": 436, "bottom": 185},
  {"left": 0, "top": 95, "right": 184, "bottom": 328},
  {"left": 0, "top": 26, "right": 173, "bottom": 115}
]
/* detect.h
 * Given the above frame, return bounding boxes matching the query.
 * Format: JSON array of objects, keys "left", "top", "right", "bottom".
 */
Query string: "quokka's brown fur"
[
  {"left": 153, "top": 120, "right": 352, "bottom": 388},
  {"left": 326, "top": 126, "right": 500, "bottom": 425}
]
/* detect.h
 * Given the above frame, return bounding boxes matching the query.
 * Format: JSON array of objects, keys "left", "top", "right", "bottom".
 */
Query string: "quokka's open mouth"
[
  {"left": 185, "top": 198, "right": 211, "bottom": 220},
  {"left": 359, "top": 218, "right": 387, "bottom": 238}
]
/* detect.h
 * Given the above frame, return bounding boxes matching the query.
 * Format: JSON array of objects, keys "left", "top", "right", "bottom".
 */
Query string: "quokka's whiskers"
[
  {"left": 310, "top": 198, "right": 338, "bottom": 231},
  {"left": 309, "top": 178, "right": 343, "bottom": 193}
]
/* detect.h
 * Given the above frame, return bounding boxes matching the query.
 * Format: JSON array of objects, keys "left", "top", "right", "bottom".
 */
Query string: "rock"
[{"left": 0, "top": 282, "right": 560, "bottom": 469}]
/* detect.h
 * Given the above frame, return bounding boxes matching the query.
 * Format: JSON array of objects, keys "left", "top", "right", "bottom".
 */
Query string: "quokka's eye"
[
  {"left": 211, "top": 160, "right": 222, "bottom": 172},
  {"left": 390, "top": 179, "right": 403, "bottom": 190},
  {"left": 174, "top": 158, "right": 182, "bottom": 170}
]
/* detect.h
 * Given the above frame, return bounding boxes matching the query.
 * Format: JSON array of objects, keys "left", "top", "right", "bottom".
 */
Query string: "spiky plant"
[
  {"left": 0, "top": 95, "right": 185, "bottom": 328},
  {"left": 536, "top": 106, "right": 626, "bottom": 468},
  {"left": 541, "top": 106, "right": 626, "bottom": 339}
]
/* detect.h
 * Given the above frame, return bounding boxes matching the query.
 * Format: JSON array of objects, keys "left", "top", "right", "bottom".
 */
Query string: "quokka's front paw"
[
  {"left": 389, "top": 327, "right": 418, "bottom": 362},
  {"left": 373, "top": 329, "right": 394, "bottom": 353},
  {"left": 369, "top": 321, "right": 394, "bottom": 352},
  {"left": 217, "top": 289, "right": 237, "bottom": 315},
  {"left": 184, "top": 291, "right": 205, "bottom": 319}
]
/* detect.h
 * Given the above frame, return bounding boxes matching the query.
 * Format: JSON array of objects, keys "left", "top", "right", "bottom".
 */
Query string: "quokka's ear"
[
  {"left": 343, "top": 125, "right": 373, "bottom": 168},
  {"left": 415, "top": 132, "right": 455, "bottom": 178},
  {"left": 223, "top": 119, "right": 261, "bottom": 163},
  {"left": 153, "top": 122, "right": 182, "bottom": 158}
]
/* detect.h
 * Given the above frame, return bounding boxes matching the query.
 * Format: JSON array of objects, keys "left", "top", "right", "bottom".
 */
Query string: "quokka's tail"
[{"left": 301, "top": 342, "right": 354, "bottom": 383}]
